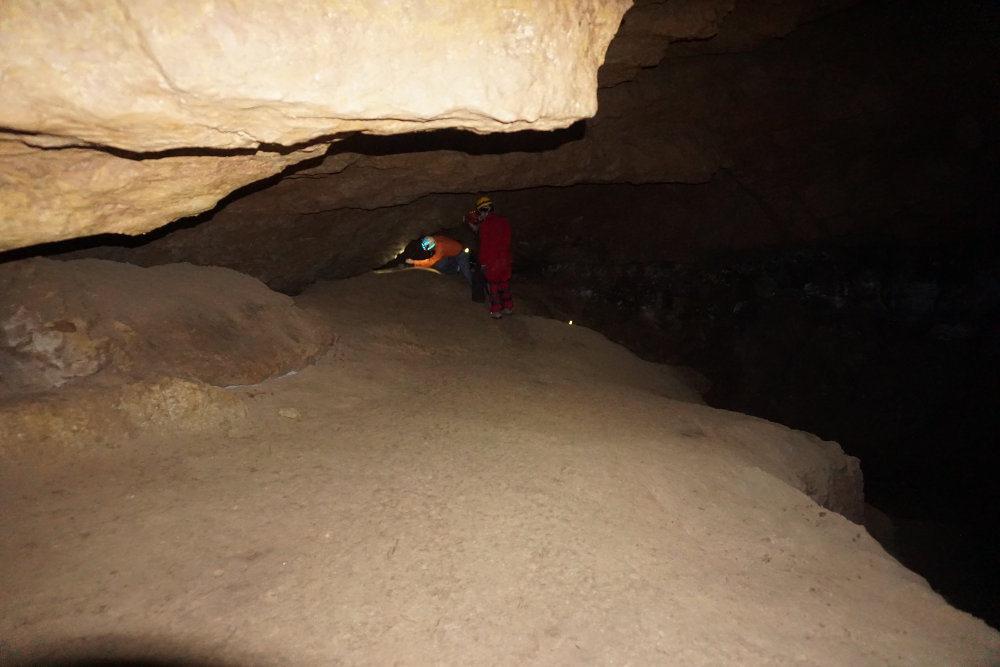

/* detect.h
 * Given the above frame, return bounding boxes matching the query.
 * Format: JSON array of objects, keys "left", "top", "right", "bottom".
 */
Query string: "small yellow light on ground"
[{"left": 568, "top": 320, "right": 574, "bottom": 325}]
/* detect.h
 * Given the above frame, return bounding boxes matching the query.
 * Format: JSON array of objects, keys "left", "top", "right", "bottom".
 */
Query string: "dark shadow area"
[
  {"left": 6, "top": 637, "right": 244, "bottom": 667},
  {"left": 4, "top": 118, "right": 585, "bottom": 161},
  {"left": 15, "top": 659, "right": 229, "bottom": 667},
  {"left": 325, "top": 121, "right": 585, "bottom": 157},
  {"left": 1, "top": 126, "right": 325, "bottom": 159}
]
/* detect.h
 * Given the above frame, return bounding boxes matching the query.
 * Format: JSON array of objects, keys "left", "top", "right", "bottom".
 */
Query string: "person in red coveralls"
[{"left": 473, "top": 195, "right": 514, "bottom": 319}]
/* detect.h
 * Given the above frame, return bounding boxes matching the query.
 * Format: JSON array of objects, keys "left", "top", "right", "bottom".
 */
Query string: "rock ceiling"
[
  {"left": 1, "top": 1, "right": 996, "bottom": 291},
  {"left": 0, "top": 0, "right": 630, "bottom": 249}
]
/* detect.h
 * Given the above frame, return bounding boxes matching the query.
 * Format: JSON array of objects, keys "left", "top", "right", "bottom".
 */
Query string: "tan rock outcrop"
[
  {"left": 0, "top": 257, "right": 331, "bottom": 394},
  {"left": 0, "top": 257, "right": 331, "bottom": 457},
  {"left": 0, "top": 0, "right": 631, "bottom": 250}
]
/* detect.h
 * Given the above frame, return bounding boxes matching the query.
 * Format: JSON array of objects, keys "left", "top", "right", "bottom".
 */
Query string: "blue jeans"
[{"left": 434, "top": 253, "right": 472, "bottom": 284}]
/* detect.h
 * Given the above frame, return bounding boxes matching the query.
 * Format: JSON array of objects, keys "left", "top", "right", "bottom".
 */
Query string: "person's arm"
[{"left": 409, "top": 246, "right": 444, "bottom": 268}]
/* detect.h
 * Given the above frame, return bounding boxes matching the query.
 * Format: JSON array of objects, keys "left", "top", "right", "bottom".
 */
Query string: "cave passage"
[{"left": 2, "top": 0, "right": 998, "bottom": 654}]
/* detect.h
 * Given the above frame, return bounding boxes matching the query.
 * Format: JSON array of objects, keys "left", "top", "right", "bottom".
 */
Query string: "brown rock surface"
[
  {"left": 1, "top": 269, "right": 996, "bottom": 665},
  {"left": 0, "top": 258, "right": 328, "bottom": 458},
  {"left": 599, "top": 0, "right": 736, "bottom": 86},
  {"left": 0, "top": 257, "right": 330, "bottom": 394},
  {"left": 0, "top": 375, "right": 248, "bottom": 460}
]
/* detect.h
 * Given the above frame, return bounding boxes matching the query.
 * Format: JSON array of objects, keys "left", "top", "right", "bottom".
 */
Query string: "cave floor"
[{"left": 2, "top": 270, "right": 997, "bottom": 666}]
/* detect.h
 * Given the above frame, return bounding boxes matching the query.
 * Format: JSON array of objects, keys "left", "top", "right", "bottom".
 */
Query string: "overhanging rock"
[{"left": 0, "top": 0, "right": 631, "bottom": 250}]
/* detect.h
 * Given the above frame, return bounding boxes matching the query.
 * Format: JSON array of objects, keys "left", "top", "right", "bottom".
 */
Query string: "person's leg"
[
  {"left": 433, "top": 255, "right": 459, "bottom": 275},
  {"left": 487, "top": 281, "right": 504, "bottom": 316},
  {"left": 457, "top": 252, "right": 472, "bottom": 284},
  {"left": 498, "top": 279, "right": 513, "bottom": 313},
  {"left": 471, "top": 262, "right": 487, "bottom": 302}
]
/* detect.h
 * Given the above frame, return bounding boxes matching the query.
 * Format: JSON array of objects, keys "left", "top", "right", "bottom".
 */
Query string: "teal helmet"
[{"left": 420, "top": 236, "right": 436, "bottom": 251}]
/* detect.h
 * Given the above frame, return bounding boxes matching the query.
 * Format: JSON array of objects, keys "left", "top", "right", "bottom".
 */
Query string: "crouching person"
[{"left": 405, "top": 235, "right": 471, "bottom": 284}]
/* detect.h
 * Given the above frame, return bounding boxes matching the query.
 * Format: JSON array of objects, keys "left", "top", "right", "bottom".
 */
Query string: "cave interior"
[{"left": 3, "top": 0, "right": 999, "bottom": 635}]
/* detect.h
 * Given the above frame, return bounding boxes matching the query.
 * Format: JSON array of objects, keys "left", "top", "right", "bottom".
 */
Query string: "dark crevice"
[{"left": 324, "top": 121, "right": 587, "bottom": 158}]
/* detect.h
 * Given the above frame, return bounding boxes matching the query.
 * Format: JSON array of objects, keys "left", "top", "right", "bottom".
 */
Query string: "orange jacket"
[{"left": 412, "top": 235, "right": 464, "bottom": 268}]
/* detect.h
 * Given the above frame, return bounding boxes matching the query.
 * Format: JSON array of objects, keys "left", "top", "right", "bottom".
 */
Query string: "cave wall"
[{"left": 35, "top": 0, "right": 998, "bottom": 293}]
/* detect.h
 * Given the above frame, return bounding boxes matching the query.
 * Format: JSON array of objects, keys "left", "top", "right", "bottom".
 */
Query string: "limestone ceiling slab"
[
  {"left": 3, "top": 0, "right": 632, "bottom": 150},
  {"left": 0, "top": 139, "right": 326, "bottom": 251},
  {"left": 0, "top": 0, "right": 631, "bottom": 250}
]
